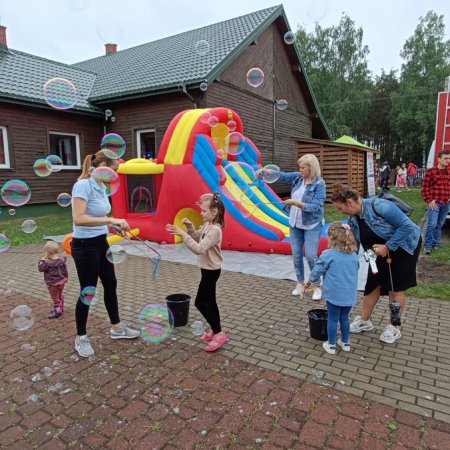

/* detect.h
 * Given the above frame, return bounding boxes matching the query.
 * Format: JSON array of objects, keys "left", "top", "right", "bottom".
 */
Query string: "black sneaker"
[{"left": 48, "top": 310, "right": 62, "bottom": 319}]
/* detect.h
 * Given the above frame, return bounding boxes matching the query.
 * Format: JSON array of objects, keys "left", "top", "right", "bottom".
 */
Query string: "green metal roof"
[
  {"left": 0, "top": 48, "right": 100, "bottom": 113},
  {"left": 73, "top": 6, "right": 282, "bottom": 102}
]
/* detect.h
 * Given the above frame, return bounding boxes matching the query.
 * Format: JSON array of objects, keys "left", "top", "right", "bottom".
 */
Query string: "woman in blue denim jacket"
[
  {"left": 331, "top": 184, "right": 421, "bottom": 345},
  {"left": 256, "top": 154, "right": 326, "bottom": 300}
]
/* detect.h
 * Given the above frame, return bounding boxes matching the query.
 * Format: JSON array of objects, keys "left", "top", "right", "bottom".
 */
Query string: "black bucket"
[
  {"left": 308, "top": 309, "right": 328, "bottom": 341},
  {"left": 166, "top": 294, "right": 191, "bottom": 327}
]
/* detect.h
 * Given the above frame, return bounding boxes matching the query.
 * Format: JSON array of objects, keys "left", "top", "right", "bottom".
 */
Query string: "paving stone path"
[{"left": 1, "top": 244, "right": 450, "bottom": 448}]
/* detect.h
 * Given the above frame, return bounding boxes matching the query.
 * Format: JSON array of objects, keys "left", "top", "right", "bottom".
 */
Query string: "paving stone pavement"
[{"left": 1, "top": 244, "right": 450, "bottom": 448}]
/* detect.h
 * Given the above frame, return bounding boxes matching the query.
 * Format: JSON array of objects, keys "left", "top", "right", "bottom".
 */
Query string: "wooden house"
[{"left": 0, "top": 6, "right": 329, "bottom": 205}]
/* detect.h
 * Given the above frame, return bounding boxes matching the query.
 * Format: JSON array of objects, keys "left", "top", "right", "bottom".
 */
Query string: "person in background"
[
  {"left": 256, "top": 154, "right": 326, "bottom": 301},
  {"left": 379, "top": 161, "right": 391, "bottom": 191},
  {"left": 38, "top": 240, "right": 68, "bottom": 319},
  {"left": 421, "top": 150, "right": 450, "bottom": 254},
  {"left": 407, "top": 162, "right": 418, "bottom": 188}
]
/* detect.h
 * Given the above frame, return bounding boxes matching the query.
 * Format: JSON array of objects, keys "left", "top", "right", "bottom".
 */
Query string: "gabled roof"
[
  {"left": 0, "top": 48, "right": 99, "bottom": 113},
  {"left": 74, "top": 6, "right": 282, "bottom": 102}
]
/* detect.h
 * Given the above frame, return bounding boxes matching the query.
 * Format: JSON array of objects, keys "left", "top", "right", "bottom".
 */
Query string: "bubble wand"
[{"left": 110, "top": 225, "right": 161, "bottom": 279}]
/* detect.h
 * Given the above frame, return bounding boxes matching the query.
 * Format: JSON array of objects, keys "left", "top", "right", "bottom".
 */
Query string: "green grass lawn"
[{"left": 0, "top": 204, "right": 72, "bottom": 246}]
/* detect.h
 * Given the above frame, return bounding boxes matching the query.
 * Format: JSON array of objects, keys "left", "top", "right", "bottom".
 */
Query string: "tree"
[
  {"left": 296, "top": 14, "right": 372, "bottom": 139},
  {"left": 391, "top": 11, "right": 450, "bottom": 164}
]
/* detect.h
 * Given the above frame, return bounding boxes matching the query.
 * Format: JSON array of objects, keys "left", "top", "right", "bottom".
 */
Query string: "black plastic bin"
[
  {"left": 308, "top": 309, "right": 328, "bottom": 341},
  {"left": 166, "top": 294, "right": 191, "bottom": 327}
]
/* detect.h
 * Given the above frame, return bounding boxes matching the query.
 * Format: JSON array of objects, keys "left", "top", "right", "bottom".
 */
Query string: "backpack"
[
  {"left": 407, "top": 165, "right": 417, "bottom": 176},
  {"left": 374, "top": 190, "right": 413, "bottom": 216}
]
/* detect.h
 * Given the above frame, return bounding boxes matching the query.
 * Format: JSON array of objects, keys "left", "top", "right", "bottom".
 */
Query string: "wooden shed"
[{"left": 295, "top": 138, "right": 380, "bottom": 201}]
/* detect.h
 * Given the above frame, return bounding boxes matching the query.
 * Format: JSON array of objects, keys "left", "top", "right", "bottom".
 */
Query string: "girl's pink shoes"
[
  {"left": 204, "top": 332, "right": 229, "bottom": 352},
  {"left": 200, "top": 331, "right": 214, "bottom": 342}
]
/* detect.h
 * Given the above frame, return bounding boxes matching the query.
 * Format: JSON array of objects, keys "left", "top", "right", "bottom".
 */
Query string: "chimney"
[
  {"left": 105, "top": 43, "right": 117, "bottom": 55},
  {"left": 0, "top": 26, "right": 7, "bottom": 49}
]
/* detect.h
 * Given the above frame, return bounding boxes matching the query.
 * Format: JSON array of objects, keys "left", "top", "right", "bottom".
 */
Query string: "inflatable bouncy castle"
[{"left": 112, "top": 107, "right": 328, "bottom": 255}]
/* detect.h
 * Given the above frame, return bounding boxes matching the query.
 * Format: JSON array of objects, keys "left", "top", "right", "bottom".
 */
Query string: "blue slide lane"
[{"left": 192, "top": 136, "right": 282, "bottom": 241}]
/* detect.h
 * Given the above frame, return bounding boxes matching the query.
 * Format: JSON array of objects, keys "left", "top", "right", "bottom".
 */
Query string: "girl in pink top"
[{"left": 167, "top": 192, "right": 228, "bottom": 352}]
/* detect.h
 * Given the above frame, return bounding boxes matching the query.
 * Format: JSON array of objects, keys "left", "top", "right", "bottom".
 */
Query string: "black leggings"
[
  {"left": 195, "top": 269, "right": 222, "bottom": 334},
  {"left": 72, "top": 234, "right": 120, "bottom": 336}
]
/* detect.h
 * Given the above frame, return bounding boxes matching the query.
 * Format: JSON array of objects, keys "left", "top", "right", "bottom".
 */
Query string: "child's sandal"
[
  {"left": 200, "top": 331, "right": 214, "bottom": 342},
  {"left": 204, "top": 333, "right": 229, "bottom": 352}
]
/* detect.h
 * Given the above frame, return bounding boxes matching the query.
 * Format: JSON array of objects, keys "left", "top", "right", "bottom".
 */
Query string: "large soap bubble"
[
  {"left": 246, "top": 68, "right": 264, "bottom": 88},
  {"left": 1, "top": 180, "right": 31, "bottom": 207},
  {"left": 101, "top": 133, "right": 126, "bottom": 159},
  {"left": 10, "top": 305, "right": 35, "bottom": 331},
  {"left": 91, "top": 167, "right": 120, "bottom": 196},
  {"left": 43, "top": 77, "right": 78, "bottom": 110},
  {"left": 138, "top": 304, "right": 174, "bottom": 343}
]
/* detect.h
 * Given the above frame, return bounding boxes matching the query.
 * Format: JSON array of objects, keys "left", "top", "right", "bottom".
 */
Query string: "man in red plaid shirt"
[{"left": 421, "top": 150, "right": 450, "bottom": 254}]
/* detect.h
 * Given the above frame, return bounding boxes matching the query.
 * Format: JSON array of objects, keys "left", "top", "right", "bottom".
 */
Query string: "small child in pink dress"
[{"left": 38, "top": 240, "right": 68, "bottom": 319}]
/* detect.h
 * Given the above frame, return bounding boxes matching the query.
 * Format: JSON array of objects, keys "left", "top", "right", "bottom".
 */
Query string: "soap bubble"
[
  {"left": 91, "top": 166, "right": 120, "bottom": 196},
  {"left": 195, "top": 40, "right": 209, "bottom": 56},
  {"left": 222, "top": 162, "right": 256, "bottom": 199},
  {"left": 224, "top": 132, "right": 246, "bottom": 156},
  {"left": 100, "top": 133, "right": 126, "bottom": 159},
  {"left": 56, "top": 193, "right": 72, "bottom": 207},
  {"left": 21, "top": 219, "right": 37, "bottom": 234},
  {"left": 260, "top": 164, "right": 281, "bottom": 183},
  {"left": 10, "top": 305, "right": 35, "bottom": 331},
  {"left": 9, "top": 209, "right": 16, "bottom": 216},
  {"left": 246, "top": 68, "right": 264, "bottom": 88},
  {"left": 307, "top": 1, "right": 327, "bottom": 22},
  {"left": 276, "top": 99, "right": 288, "bottom": 111},
  {"left": 80, "top": 286, "right": 98, "bottom": 306},
  {"left": 138, "top": 304, "right": 174, "bottom": 343},
  {"left": 208, "top": 116, "right": 219, "bottom": 128},
  {"left": 1, "top": 180, "right": 32, "bottom": 206},
  {"left": 43, "top": 77, "right": 78, "bottom": 110},
  {"left": 0, "top": 234, "right": 11, "bottom": 253},
  {"left": 46, "top": 155, "right": 64, "bottom": 172},
  {"left": 66, "top": 0, "right": 90, "bottom": 11},
  {"left": 106, "top": 245, "right": 127, "bottom": 264},
  {"left": 200, "top": 111, "right": 211, "bottom": 124},
  {"left": 227, "top": 120, "right": 237, "bottom": 132},
  {"left": 33, "top": 158, "right": 53, "bottom": 177},
  {"left": 200, "top": 82, "right": 208, "bottom": 92},
  {"left": 284, "top": 31, "right": 295, "bottom": 45},
  {"left": 96, "top": 16, "right": 125, "bottom": 44}
]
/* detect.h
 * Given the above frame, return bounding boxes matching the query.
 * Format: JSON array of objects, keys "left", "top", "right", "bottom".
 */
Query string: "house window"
[
  {"left": 48, "top": 132, "right": 81, "bottom": 169},
  {"left": 0, "top": 126, "right": 10, "bottom": 169},
  {"left": 136, "top": 129, "right": 156, "bottom": 159}
]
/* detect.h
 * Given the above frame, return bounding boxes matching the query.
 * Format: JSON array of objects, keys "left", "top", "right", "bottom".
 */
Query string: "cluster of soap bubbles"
[{"left": 33, "top": 154, "right": 63, "bottom": 177}]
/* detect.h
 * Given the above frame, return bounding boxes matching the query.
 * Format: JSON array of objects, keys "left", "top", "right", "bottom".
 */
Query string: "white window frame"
[
  {"left": 48, "top": 131, "right": 81, "bottom": 170},
  {"left": 136, "top": 128, "right": 156, "bottom": 158},
  {"left": 0, "top": 126, "right": 10, "bottom": 169}
]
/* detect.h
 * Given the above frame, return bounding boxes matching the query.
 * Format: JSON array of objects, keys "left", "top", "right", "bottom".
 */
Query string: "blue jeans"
[
  {"left": 327, "top": 302, "right": 352, "bottom": 345},
  {"left": 290, "top": 223, "right": 323, "bottom": 283},
  {"left": 424, "top": 203, "right": 450, "bottom": 249}
]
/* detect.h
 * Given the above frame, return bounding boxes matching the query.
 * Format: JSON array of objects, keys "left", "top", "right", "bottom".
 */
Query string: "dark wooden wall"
[
  {"left": 103, "top": 92, "right": 196, "bottom": 159},
  {"left": 0, "top": 103, "right": 102, "bottom": 205}
]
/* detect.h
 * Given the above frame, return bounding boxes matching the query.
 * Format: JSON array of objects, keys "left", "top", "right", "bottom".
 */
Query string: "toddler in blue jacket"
[{"left": 306, "top": 222, "right": 359, "bottom": 354}]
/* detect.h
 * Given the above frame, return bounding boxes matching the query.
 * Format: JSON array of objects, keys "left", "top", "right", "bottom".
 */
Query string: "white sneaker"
[
  {"left": 292, "top": 283, "right": 305, "bottom": 297},
  {"left": 337, "top": 339, "right": 351, "bottom": 352},
  {"left": 75, "top": 335, "right": 94, "bottom": 358},
  {"left": 312, "top": 287, "right": 322, "bottom": 301},
  {"left": 350, "top": 316, "right": 374, "bottom": 333},
  {"left": 379, "top": 324, "right": 401, "bottom": 344},
  {"left": 322, "top": 341, "right": 336, "bottom": 355},
  {"left": 110, "top": 324, "right": 140, "bottom": 339}
]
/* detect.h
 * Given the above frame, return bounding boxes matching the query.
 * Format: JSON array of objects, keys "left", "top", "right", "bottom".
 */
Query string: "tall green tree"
[
  {"left": 297, "top": 14, "right": 372, "bottom": 139},
  {"left": 391, "top": 11, "right": 450, "bottom": 164}
]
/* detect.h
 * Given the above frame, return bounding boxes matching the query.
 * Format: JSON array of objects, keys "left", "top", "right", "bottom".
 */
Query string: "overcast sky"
[{"left": 0, "top": 0, "right": 448, "bottom": 78}]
